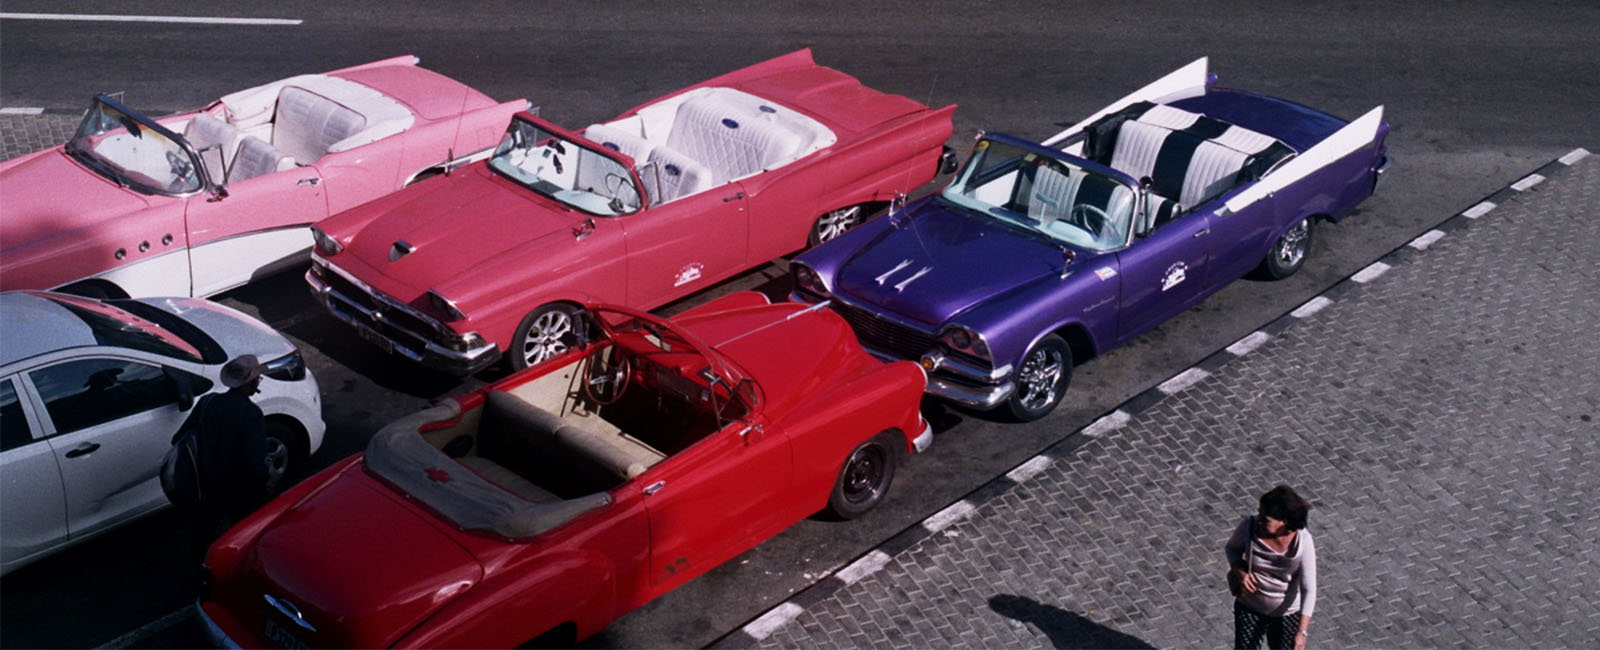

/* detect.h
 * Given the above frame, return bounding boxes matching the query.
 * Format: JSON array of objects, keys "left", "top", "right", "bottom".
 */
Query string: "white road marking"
[
  {"left": 0, "top": 12, "right": 301, "bottom": 25},
  {"left": 1006, "top": 455, "right": 1055, "bottom": 483},
  {"left": 835, "top": 550, "right": 893, "bottom": 585},
  {"left": 1462, "top": 201, "right": 1497, "bottom": 219},
  {"left": 1291, "top": 296, "right": 1333, "bottom": 318},
  {"left": 93, "top": 606, "right": 191, "bottom": 650},
  {"left": 922, "top": 500, "right": 977, "bottom": 533},
  {"left": 1158, "top": 368, "right": 1210, "bottom": 395},
  {"left": 1559, "top": 148, "right": 1590, "bottom": 165},
  {"left": 1511, "top": 173, "right": 1545, "bottom": 191},
  {"left": 1408, "top": 230, "right": 1447, "bottom": 250},
  {"left": 743, "top": 602, "right": 804, "bottom": 641},
  {"left": 1081, "top": 410, "right": 1131, "bottom": 438},
  {"left": 1226, "top": 331, "right": 1272, "bottom": 356},
  {"left": 1352, "top": 262, "right": 1391, "bottom": 284},
  {"left": 0, "top": 107, "right": 45, "bottom": 115}
]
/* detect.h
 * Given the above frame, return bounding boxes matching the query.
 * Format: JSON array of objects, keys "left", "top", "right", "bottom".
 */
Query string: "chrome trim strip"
[{"left": 263, "top": 594, "right": 317, "bottom": 632}]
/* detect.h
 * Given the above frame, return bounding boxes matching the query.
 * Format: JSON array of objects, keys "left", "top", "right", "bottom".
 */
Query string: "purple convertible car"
[{"left": 790, "top": 58, "right": 1389, "bottom": 421}]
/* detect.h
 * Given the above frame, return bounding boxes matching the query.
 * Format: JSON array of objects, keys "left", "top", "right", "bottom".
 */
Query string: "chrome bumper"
[
  {"left": 305, "top": 261, "right": 500, "bottom": 375},
  {"left": 860, "top": 346, "right": 1014, "bottom": 410},
  {"left": 911, "top": 417, "right": 934, "bottom": 453}
]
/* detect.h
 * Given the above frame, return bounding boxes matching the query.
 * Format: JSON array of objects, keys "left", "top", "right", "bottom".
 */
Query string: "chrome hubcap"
[
  {"left": 522, "top": 310, "right": 574, "bottom": 366},
  {"left": 1016, "top": 347, "right": 1064, "bottom": 411},
  {"left": 815, "top": 206, "right": 863, "bottom": 243},
  {"left": 1276, "top": 219, "right": 1309, "bottom": 267}
]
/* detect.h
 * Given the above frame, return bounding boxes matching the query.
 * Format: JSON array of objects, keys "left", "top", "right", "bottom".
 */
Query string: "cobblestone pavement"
[
  {"left": 0, "top": 113, "right": 78, "bottom": 158},
  {"left": 734, "top": 154, "right": 1599, "bottom": 649}
]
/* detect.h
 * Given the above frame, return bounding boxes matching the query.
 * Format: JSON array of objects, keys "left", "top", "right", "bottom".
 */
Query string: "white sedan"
[{"left": 0, "top": 291, "right": 324, "bottom": 575}]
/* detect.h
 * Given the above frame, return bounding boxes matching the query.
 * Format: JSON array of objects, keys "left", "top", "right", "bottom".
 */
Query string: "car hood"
[
  {"left": 831, "top": 201, "right": 1068, "bottom": 326},
  {"left": 677, "top": 300, "right": 879, "bottom": 414},
  {"left": 240, "top": 471, "right": 483, "bottom": 648},
  {"left": 333, "top": 166, "right": 582, "bottom": 302},
  {"left": 134, "top": 297, "right": 296, "bottom": 361},
  {"left": 0, "top": 149, "right": 149, "bottom": 251}
]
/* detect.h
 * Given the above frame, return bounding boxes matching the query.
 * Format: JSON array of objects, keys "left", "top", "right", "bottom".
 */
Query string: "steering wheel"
[
  {"left": 165, "top": 150, "right": 194, "bottom": 183},
  {"left": 584, "top": 345, "right": 631, "bottom": 406},
  {"left": 1071, "top": 204, "right": 1109, "bottom": 239}
]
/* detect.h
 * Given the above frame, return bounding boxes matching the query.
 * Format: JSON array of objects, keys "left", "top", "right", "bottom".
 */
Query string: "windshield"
[
  {"left": 66, "top": 97, "right": 202, "bottom": 195},
  {"left": 40, "top": 293, "right": 204, "bottom": 363},
  {"left": 488, "top": 118, "right": 643, "bottom": 216},
  {"left": 941, "top": 138, "right": 1136, "bottom": 250}
]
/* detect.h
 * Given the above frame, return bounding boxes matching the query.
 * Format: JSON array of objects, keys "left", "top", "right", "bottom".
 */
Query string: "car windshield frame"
[
  {"left": 35, "top": 292, "right": 205, "bottom": 363},
  {"left": 487, "top": 116, "right": 645, "bottom": 217},
  {"left": 589, "top": 306, "right": 757, "bottom": 411},
  {"left": 940, "top": 135, "right": 1139, "bottom": 251},
  {"left": 64, "top": 95, "right": 209, "bottom": 197}
]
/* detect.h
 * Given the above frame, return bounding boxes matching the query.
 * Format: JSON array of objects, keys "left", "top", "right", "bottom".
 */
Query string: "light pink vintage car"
[{"left": 0, "top": 55, "right": 527, "bottom": 299}]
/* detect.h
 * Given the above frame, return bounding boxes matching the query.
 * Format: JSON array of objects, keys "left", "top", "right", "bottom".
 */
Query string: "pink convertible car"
[{"left": 0, "top": 56, "right": 526, "bottom": 299}]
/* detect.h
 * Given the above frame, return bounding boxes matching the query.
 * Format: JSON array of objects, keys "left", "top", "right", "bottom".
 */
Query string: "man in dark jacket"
[{"left": 187, "top": 354, "right": 274, "bottom": 571}]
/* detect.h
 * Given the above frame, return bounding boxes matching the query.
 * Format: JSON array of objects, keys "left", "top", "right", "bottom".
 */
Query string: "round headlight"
[
  {"left": 950, "top": 329, "right": 972, "bottom": 349},
  {"left": 792, "top": 263, "right": 829, "bottom": 297},
  {"left": 311, "top": 227, "right": 343, "bottom": 256}
]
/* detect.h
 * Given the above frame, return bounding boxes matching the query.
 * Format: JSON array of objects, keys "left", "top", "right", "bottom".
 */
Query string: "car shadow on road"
[{"left": 988, "top": 594, "right": 1154, "bottom": 650}]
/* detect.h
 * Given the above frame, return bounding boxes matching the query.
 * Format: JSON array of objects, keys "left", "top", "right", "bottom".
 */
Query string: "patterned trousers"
[{"left": 1233, "top": 599, "right": 1302, "bottom": 649}]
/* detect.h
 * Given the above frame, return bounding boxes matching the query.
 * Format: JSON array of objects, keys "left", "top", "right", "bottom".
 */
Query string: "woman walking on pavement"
[{"left": 1226, "top": 485, "right": 1316, "bottom": 649}]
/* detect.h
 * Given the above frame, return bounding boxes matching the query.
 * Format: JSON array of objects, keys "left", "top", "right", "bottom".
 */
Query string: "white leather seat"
[
  {"left": 229, "top": 136, "right": 297, "bottom": 183},
  {"left": 665, "top": 93, "right": 804, "bottom": 184},
  {"left": 273, "top": 86, "right": 367, "bottom": 164},
  {"left": 183, "top": 114, "right": 245, "bottom": 183},
  {"left": 583, "top": 123, "right": 656, "bottom": 164},
  {"left": 642, "top": 146, "right": 714, "bottom": 204},
  {"left": 1028, "top": 164, "right": 1080, "bottom": 226}
]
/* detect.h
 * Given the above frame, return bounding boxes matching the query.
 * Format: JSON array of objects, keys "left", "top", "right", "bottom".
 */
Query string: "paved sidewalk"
[{"left": 723, "top": 152, "right": 1598, "bottom": 648}]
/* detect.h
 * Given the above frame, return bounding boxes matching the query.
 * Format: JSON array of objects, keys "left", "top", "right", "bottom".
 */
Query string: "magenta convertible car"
[
  {"left": 0, "top": 55, "right": 526, "bottom": 300},
  {"left": 792, "top": 58, "right": 1389, "bottom": 421}
]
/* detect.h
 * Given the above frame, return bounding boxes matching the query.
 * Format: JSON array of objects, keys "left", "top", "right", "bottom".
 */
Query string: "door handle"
[
  {"left": 643, "top": 481, "right": 666, "bottom": 496},
  {"left": 722, "top": 191, "right": 745, "bottom": 203},
  {"left": 1193, "top": 228, "right": 1210, "bottom": 238},
  {"left": 297, "top": 177, "right": 321, "bottom": 187},
  {"left": 64, "top": 443, "right": 101, "bottom": 458}
]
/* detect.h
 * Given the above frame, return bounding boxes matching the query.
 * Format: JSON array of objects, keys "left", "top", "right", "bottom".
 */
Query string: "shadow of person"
[{"left": 989, "top": 594, "right": 1154, "bottom": 650}]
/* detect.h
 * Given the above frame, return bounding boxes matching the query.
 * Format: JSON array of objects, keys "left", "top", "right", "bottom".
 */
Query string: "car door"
[
  {"left": 638, "top": 413, "right": 791, "bottom": 588},
  {"left": 24, "top": 356, "right": 193, "bottom": 538},
  {"left": 0, "top": 375, "right": 69, "bottom": 572},
  {"left": 1203, "top": 194, "right": 1280, "bottom": 285},
  {"left": 1115, "top": 208, "right": 1212, "bottom": 343},
  {"left": 622, "top": 182, "right": 751, "bottom": 307},
  {"left": 184, "top": 166, "right": 328, "bottom": 297}
]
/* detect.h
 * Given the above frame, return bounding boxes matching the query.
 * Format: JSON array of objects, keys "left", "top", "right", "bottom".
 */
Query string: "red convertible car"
[
  {"left": 306, "top": 49, "right": 956, "bottom": 374},
  {"left": 197, "top": 292, "right": 931, "bottom": 648}
]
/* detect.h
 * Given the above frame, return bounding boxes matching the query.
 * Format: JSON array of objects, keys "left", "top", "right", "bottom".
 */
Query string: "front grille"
[
  {"left": 317, "top": 266, "right": 456, "bottom": 351},
  {"left": 829, "top": 300, "right": 937, "bottom": 362}
]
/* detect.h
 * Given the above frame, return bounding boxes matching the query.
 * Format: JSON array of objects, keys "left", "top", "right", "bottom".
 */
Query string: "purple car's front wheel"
[{"left": 1007, "top": 334, "right": 1072, "bottom": 422}]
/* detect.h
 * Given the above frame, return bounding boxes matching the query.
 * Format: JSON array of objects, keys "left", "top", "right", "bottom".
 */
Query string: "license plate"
[
  {"left": 263, "top": 618, "right": 310, "bottom": 650},
  {"left": 355, "top": 323, "right": 395, "bottom": 355}
]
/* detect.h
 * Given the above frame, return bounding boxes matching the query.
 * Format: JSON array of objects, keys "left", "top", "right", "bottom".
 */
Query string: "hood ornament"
[
  {"left": 389, "top": 239, "right": 415, "bottom": 262},
  {"left": 876, "top": 259, "right": 912, "bottom": 285}
]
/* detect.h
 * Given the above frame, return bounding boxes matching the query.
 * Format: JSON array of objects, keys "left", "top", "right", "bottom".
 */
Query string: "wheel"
[
  {"left": 809, "top": 204, "right": 866, "bottom": 246},
  {"left": 1005, "top": 334, "right": 1072, "bottom": 422},
  {"left": 264, "top": 420, "right": 305, "bottom": 489},
  {"left": 583, "top": 346, "right": 630, "bottom": 405},
  {"left": 511, "top": 304, "right": 584, "bottom": 370},
  {"left": 826, "top": 432, "right": 899, "bottom": 520},
  {"left": 1256, "top": 216, "right": 1315, "bottom": 280}
]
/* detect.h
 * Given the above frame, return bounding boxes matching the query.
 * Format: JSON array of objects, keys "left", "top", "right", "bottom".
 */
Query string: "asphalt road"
[{"left": 1, "top": 1, "right": 1596, "bottom": 647}]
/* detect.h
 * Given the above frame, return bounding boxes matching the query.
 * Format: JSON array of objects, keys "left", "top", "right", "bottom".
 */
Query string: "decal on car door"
[
  {"left": 673, "top": 263, "right": 704, "bottom": 287},
  {"left": 1161, "top": 262, "right": 1188, "bottom": 291}
]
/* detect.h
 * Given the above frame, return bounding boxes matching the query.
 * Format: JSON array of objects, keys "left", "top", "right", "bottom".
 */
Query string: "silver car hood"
[{"left": 133, "top": 297, "right": 296, "bottom": 361}]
